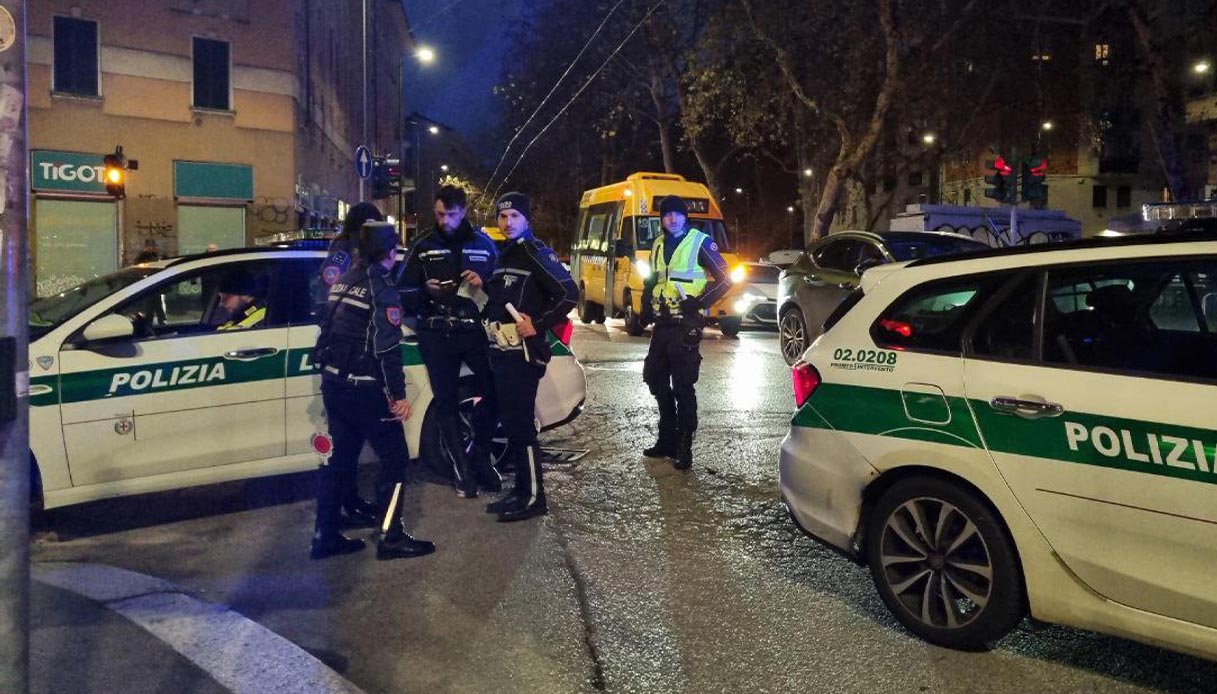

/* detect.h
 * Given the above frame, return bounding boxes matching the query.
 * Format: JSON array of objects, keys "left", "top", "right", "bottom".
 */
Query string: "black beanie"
[
  {"left": 342, "top": 202, "right": 384, "bottom": 239},
  {"left": 358, "top": 221, "right": 399, "bottom": 263},
  {"left": 496, "top": 192, "right": 531, "bottom": 221},
  {"left": 218, "top": 269, "right": 258, "bottom": 296},
  {"left": 658, "top": 195, "right": 689, "bottom": 217}
]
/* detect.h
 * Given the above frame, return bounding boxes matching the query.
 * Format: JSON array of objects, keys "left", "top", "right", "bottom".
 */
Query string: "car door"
[
  {"left": 797, "top": 238, "right": 862, "bottom": 334},
  {"left": 963, "top": 256, "right": 1217, "bottom": 629},
  {"left": 57, "top": 260, "right": 288, "bottom": 486}
]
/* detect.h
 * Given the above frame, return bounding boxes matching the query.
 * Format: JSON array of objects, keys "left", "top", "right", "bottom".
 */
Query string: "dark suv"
[{"left": 777, "top": 230, "right": 987, "bottom": 364}]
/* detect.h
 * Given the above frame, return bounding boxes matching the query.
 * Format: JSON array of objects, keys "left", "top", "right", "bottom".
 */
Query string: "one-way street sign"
[{"left": 355, "top": 145, "right": 373, "bottom": 180}]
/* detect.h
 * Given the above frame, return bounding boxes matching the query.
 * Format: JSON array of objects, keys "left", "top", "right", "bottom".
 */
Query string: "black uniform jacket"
[{"left": 314, "top": 262, "right": 407, "bottom": 401}]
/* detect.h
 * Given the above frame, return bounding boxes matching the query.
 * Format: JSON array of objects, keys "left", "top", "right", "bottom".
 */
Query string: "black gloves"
[{"left": 679, "top": 296, "right": 703, "bottom": 318}]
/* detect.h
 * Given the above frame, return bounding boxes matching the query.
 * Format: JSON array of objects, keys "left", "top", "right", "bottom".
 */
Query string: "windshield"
[
  {"left": 886, "top": 236, "right": 988, "bottom": 262},
  {"left": 30, "top": 266, "right": 161, "bottom": 340},
  {"left": 635, "top": 217, "right": 731, "bottom": 253}
]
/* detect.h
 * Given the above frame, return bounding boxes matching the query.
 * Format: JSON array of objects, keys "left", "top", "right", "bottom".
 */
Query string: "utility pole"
[
  {"left": 0, "top": 2, "right": 30, "bottom": 692},
  {"left": 359, "top": 0, "right": 368, "bottom": 201}
]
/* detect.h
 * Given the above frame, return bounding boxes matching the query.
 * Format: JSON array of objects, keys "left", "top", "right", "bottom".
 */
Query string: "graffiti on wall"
[
  {"left": 251, "top": 195, "right": 297, "bottom": 239},
  {"left": 124, "top": 196, "right": 178, "bottom": 261}
]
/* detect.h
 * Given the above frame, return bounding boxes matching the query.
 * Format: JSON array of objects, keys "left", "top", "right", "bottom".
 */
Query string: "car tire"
[
  {"left": 864, "top": 477, "right": 1026, "bottom": 651},
  {"left": 623, "top": 290, "right": 645, "bottom": 336},
  {"left": 779, "top": 308, "right": 808, "bottom": 365},
  {"left": 577, "top": 286, "right": 595, "bottom": 324},
  {"left": 418, "top": 385, "right": 507, "bottom": 481},
  {"left": 718, "top": 316, "right": 741, "bottom": 337}
]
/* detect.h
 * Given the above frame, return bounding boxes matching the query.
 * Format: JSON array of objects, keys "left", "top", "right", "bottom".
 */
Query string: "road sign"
[{"left": 355, "top": 145, "right": 373, "bottom": 180}]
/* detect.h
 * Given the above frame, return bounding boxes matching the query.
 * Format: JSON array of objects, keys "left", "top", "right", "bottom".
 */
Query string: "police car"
[
  {"left": 28, "top": 247, "right": 586, "bottom": 509},
  {"left": 779, "top": 231, "right": 1217, "bottom": 658}
]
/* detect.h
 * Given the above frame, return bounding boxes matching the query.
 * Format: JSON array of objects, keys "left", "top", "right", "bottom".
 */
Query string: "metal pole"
[
  {"left": 359, "top": 0, "right": 367, "bottom": 201},
  {"left": 0, "top": 2, "right": 30, "bottom": 692}
]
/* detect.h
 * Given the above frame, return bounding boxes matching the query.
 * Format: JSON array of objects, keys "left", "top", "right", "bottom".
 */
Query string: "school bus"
[{"left": 571, "top": 172, "right": 743, "bottom": 336}]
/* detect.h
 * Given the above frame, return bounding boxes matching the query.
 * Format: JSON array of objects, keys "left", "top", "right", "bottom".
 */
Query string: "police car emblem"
[
  {"left": 386, "top": 306, "right": 402, "bottom": 326},
  {"left": 322, "top": 265, "right": 342, "bottom": 285},
  {"left": 36, "top": 356, "right": 53, "bottom": 370},
  {"left": 114, "top": 418, "right": 133, "bottom": 436}
]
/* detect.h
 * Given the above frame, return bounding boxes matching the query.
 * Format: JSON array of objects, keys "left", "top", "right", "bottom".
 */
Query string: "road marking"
[{"left": 34, "top": 561, "right": 364, "bottom": 694}]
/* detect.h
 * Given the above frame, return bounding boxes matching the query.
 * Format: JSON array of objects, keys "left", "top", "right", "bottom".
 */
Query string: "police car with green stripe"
[
  {"left": 780, "top": 231, "right": 1217, "bottom": 658},
  {"left": 28, "top": 247, "right": 585, "bottom": 509}
]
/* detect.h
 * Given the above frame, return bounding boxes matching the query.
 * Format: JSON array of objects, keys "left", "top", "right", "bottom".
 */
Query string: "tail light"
[
  {"left": 792, "top": 361, "right": 821, "bottom": 407},
  {"left": 551, "top": 318, "right": 574, "bottom": 346}
]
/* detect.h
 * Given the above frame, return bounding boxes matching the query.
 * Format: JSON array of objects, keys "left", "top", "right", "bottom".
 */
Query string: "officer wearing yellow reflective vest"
[
  {"left": 212, "top": 269, "right": 266, "bottom": 331},
  {"left": 640, "top": 195, "right": 731, "bottom": 470}
]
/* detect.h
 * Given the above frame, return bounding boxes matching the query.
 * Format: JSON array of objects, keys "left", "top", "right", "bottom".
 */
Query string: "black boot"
[
  {"left": 643, "top": 424, "right": 678, "bottom": 459},
  {"left": 498, "top": 445, "right": 548, "bottom": 522},
  {"left": 310, "top": 532, "right": 366, "bottom": 560},
  {"left": 485, "top": 444, "right": 525, "bottom": 514},
  {"left": 472, "top": 445, "right": 503, "bottom": 493},
  {"left": 442, "top": 419, "right": 478, "bottom": 498},
  {"left": 673, "top": 430, "right": 694, "bottom": 471},
  {"left": 338, "top": 497, "right": 378, "bottom": 529},
  {"left": 377, "top": 529, "right": 436, "bottom": 560}
]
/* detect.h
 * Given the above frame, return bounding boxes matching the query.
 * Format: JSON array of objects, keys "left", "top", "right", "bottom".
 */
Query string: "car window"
[
  {"left": 884, "top": 236, "right": 988, "bottom": 262},
  {"left": 872, "top": 273, "right": 1012, "bottom": 352},
  {"left": 968, "top": 275, "right": 1038, "bottom": 361},
  {"left": 283, "top": 257, "right": 327, "bottom": 324},
  {"left": 30, "top": 266, "right": 162, "bottom": 340},
  {"left": 815, "top": 239, "right": 861, "bottom": 271},
  {"left": 105, "top": 261, "right": 277, "bottom": 340},
  {"left": 1043, "top": 260, "right": 1216, "bottom": 381},
  {"left": 858, "top": 243, "right": 885, "bottom": 266}
]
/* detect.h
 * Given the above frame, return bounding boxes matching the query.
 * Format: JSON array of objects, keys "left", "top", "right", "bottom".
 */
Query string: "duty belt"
[
  {"left": 322, "top": 365, "right": 381, "bottom": 387},
  {"left": 423, "top": 315, "right": 480, "bottom": 329}
]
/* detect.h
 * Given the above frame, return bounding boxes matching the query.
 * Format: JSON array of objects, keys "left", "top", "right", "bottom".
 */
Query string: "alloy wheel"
[{"left": 779, "top": 311, "right": 806, "bottom": 364}]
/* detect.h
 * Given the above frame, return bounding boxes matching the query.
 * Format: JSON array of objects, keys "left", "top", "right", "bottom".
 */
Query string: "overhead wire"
[
  {"left": 486, "top": 0, "right": 668, "bottom": 205},
  {"left": 481, "top": 0, "right": 631, "bottom": 201}
]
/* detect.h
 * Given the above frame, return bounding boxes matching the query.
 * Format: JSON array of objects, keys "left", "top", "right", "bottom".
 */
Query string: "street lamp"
[
  {"left": 416, "top": 46, "right": 436, "bottom": 65},
  {"left": 428, "top": 125, "right": 440, "bottom": 135},
  {"left": 440, "top": 164, "right": 449, "bottom": 172},
  {"left": 786, "top": 206, "right": 794, "bottom": 213},
  {"left": 802, "top": 168, "right": 813, "bottom": 178},
  {"left": 1041, "top": 120, "right": 1054, "bottom": 132},
  {"left": 1194, "top": 60, "right": 1211, "bottom": 75},
  {"left": 734, "top": 187, "right": 744, "bottom": 194},
  {"left": 921, "top": 132, "right": 937, "bottom": 145}
]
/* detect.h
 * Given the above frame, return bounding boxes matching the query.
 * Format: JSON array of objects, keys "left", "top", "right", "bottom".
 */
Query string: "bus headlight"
[
  {"left": 730, "top": 265, "right": 747, "bottom": 283},
  {"left": 635, "top": 259, "right": 651, "bottom": 279}
]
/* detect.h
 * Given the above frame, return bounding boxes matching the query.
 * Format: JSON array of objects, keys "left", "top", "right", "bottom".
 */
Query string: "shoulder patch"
[
  {"left": 386, "top": 306, "right": 402, "bottom": 326},
  {"left": 322, "top": 265, "right": 342, "bottom": 285},
  {"left": 709, "top": 242, "right": 718, "bottom": 252},
  {"left": 549, "top": 252, "right": 558, "bottom": 263}
]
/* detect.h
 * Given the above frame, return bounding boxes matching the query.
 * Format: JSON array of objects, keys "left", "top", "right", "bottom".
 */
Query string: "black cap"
[
  {"left": 496, "top": 192, "right": 531, "bottom": 221},
  {"left": 218, "top": 269, "right": 257, "bottom": 296},
  {"left": 342, "top": 202, "right": 384, "bottom": 239},
  {"left": 658, "top": 196, "right": 689, "bottom": 217},
  {"left": 358, "top": 221, "right": 399, "bottom": 263}
]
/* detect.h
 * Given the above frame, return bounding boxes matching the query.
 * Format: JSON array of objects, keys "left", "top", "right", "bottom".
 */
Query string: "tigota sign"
[{"left": 31, "top": 150, "right": 107, "bottom": 193}]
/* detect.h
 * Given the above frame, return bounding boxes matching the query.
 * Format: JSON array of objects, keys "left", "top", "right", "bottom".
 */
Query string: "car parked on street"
[
  {"left": 28, "top": 247, "right": 585, "bottom": 509},
  {"left": 780, "top": 231, "right": 1217, "bottom": 658},
  {"left": 777, "top": 231, "right": 987, "bottom": 364},
  {"left": 728, "top": 261, "right": 781, "bottom": 329}
]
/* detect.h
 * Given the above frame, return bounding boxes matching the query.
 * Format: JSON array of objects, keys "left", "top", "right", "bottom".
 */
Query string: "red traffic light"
[
  {"left": 993, "top": 156, "right": 1013, "bottom": 176},
  {"left": 1030, "top": 159, "right": 1048, "bottom": 177}
]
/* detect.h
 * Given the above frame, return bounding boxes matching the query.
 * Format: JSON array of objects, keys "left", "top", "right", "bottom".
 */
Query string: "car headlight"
[
  {"left": 732, "top": 292, "right": 765, "bottom": 314},
  {"left": 635, "top": 259, "right": 651, "bottom": 279},
  {"left": 730, "top": 265, "right": 747, "bottom": 283}
]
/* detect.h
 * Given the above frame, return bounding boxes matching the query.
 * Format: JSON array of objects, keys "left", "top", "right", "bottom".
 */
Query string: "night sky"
[{"left": 403, "top": 0, "right": 529, "bottom": 160}]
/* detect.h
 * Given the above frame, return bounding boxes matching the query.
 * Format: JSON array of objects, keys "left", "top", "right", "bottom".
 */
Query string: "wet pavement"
[{"left": 31, "top": 321, "right": 1217, "bottom": 693}]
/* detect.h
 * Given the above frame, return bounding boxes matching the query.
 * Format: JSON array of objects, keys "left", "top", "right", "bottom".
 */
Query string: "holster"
[{"left": 484, "top": 320, "right": 523, "bottom": 349}]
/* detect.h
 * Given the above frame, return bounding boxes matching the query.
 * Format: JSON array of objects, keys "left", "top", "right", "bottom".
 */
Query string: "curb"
[{"left": 34, "top": 561, "right": 364, "bottom": 694}]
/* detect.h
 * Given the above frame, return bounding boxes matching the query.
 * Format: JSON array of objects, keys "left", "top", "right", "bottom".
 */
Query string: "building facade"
[{"left": 29, "top": 0, "right": 412, "bottom": 296}]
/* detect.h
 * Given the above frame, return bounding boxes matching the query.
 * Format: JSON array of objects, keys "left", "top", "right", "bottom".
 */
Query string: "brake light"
[
  {"left": 879, "top": 319, "right": 913, "bottom": 338},
  {"left": 551, "top": 318, "right": 574, "bottom": 346},
  {"left": 792, "top": 361, "right": 821, "bottom": 407}
]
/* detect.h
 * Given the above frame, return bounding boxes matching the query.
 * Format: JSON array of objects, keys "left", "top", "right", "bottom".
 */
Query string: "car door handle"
[
  {"left": 224, "top": 348, "right": 279, "bottom": 361},
  {"left": 989, "top": 396, "right": 1063, "bottom": 418}
]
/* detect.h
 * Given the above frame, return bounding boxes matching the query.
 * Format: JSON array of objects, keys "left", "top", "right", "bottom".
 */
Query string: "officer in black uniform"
[
  {"left": 397, "top": 185, "right": 500, "bottom": 498},
  {"left": 483, "top": 192, "right": 578, "bottom": 522},
  {"left": 315, "top": 202, "right": 386, "bottom": 529},
  {"left": 640, "top": 195, "right": 731, "bottom": 471},
  {"left": 311, "top": 222, "right": 435, "bottom": 560}
]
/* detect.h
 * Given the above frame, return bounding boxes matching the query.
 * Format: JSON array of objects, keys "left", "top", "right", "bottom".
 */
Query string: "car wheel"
[
  {"left": 577, "top": 286, "right": 595, "bottom": 324},
  {"left": 865, "top": 477, "right": 1026, "bottom": 651},
  {"left": 418, "top": 393, "right": 506, "bottom": 481},
  {"left": 779, "top": 308, "right": 808, "bottom": 365},
  {"left": 718, "top": 316, "right": 741, "bottom": 337},
  {"left": 623, "top": 291, "right": 645, "bottom": 336}
]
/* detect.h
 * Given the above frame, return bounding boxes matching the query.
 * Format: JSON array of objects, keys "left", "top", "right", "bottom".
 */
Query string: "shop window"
[
  {"left": 53, "top": 16, "right": 99, "bottom": 96},
  {"left": 193, "top": 37, "right": 231, "bottom": 110},
  {"left": 34, "top": 199, "right": 117, "bottom": 297}
]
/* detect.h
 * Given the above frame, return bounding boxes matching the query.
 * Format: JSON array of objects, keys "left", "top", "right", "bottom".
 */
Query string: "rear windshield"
[
  {"left": 886, "top": 236, "right": 988, "bottom": 262},
  {"left": 30, "top": 266, "right": 161, "bottom": 339}
]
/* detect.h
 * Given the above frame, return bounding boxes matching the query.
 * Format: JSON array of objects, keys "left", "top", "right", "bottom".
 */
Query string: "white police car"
[
  {"left": 28, "top": 247, "right": 585, "bottom": 509},
  {"left": 779, "top": 232, "right": 1217, "bottom": 658}
]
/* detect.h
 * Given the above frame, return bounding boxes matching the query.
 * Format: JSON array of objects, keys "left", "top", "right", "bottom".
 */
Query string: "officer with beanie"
[
  {"left": 313, "top": 201, "right": 385, "bottom": 529},
  {"left": 396, "top": 185, "right": 501, "bottom": 498},
  {"left": 482, "top": 192, "right": 578, "bottom": 521},
  {"left": 311, "top": 221, "right": 435, "bottom": 560},
  {"left": 639, "top": 195, "right": 731, "bottom": 470}
]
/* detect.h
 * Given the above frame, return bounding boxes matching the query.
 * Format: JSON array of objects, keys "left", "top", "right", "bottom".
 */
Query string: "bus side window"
[{"left": 575, "top": 209, "right": 591, "bottom": 251}]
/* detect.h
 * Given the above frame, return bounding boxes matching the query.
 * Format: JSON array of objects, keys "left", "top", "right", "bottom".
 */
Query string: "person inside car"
[{"left": 211, "top": 269, "right": 266, "bottom": 331}]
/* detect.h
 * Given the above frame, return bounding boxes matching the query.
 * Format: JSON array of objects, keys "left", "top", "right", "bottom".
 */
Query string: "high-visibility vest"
[
  {"left": 217, "top": 303, "right": 266, "bottom": 331},
  {"left": 651, "top": 229, "right": 709, "bottom": 314}
]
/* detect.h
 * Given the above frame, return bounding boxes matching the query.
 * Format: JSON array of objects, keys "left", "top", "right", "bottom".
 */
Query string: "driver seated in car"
[{"left": 211, "top": 269, "right": 266, "bottom": 331}]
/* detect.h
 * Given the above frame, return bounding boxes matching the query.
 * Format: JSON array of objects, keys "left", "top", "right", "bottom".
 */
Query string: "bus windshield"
[{"left": 634, "top": 217, "right": 731, "bottom": 253}]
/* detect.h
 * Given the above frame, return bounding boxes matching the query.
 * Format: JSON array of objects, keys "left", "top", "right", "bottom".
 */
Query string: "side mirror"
[
  {"left": 613, "top": 238, "right": 634, "bottom": 258},
  {"left": 83, "top": 314, "right": 135, "bottom": 342}
]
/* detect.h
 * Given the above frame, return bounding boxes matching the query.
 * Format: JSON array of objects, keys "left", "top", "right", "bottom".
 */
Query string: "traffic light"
[
  {"left": 370, "top": 155, "right": 389, "bottom": 199},
  {"left": 103, "top": 147, "right": 126, "bottom": 199},
  {"left": 384, "top": 156, "right": 402, "bottom": 197},
  {"left": 983, "top": 155, "right": 1016, "bottom": 204},
  {"left": 1021, "top": 157, "right": 1048, "bottom": 203}
]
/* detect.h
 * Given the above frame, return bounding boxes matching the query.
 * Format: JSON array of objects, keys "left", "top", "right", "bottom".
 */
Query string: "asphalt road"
[{"left": 31, "top": 321, "right": 1217, "bottom": 693}]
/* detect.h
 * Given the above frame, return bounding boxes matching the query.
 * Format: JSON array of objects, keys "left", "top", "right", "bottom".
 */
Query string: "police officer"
[
  {"left": 640, "top": 195, "right": 731, "bottom": 471},
  {"left": 211, "top": 269, "right": 266, "bottom": 331},
  {"left": 315, "top": 202, "right": 386, "bottom": 529},
  {"left": 311, "top": 221, "right": 435, "bottom": 560},
  {"left": 397, "top": 185, "right": 501, "bottom": 498},
  {"left": 483, "top": 192, "right": 577, "bottom": 522}
]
